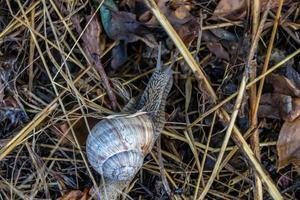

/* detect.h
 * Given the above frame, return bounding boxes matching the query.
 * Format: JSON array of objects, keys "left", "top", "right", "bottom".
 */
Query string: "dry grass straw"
[
  {"left": 144, "top": 0, "right": 286, "bottom": 199},
  {"left": 0, "top": 0, "right": 299, "bottom": 199}
]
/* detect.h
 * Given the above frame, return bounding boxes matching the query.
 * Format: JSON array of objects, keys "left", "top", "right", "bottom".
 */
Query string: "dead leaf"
[
  {"left": 206, "top": 42, "right": 230, "bottom": 60},
  {"left": 174, "top": 6, "right": 191, "bottom": 19},
  {"left": 101, "top": 6, "right": 157, "bottom": 47},
  {"left": 277, "top": 117, "right": 300, "bottom": 169},
  {"left": 140, "top": 0, "right": 192, "bottom": 26},
  {"left": 213, "top": 0, "right": 246, "bottom": 20},
  {"left": 258, "top": 93, "right": 300, "bottom": 121},
  {"left": 50, "top": 117, "right": 99, "bottom": 146},
  {"left": 212, "top": 0, "right": 288, "bottom": 20},
  {"left": 175, "top": 18, "right": 199, "bottom": 45},
  {"left": 140, "top": 0, "right": 198, "bottom": 45},
  {"left": 170, "top": 0, "right": 192, "bottom": 20},
  {"left": 267, "top": 74, "right": 300, "bottom": 97},
  {"left": 57, "top": 188, "right": 89, "bottom": 200},
  {"left": 111, "top": 41, "right": 128, "bottom": 70}
]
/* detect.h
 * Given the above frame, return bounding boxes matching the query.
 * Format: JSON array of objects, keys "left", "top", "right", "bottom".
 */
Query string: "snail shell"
[{"left": 86, "top": 113, "right": 154, "bottom": 181}]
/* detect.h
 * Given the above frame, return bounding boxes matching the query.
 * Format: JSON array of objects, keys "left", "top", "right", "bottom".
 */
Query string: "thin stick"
[
  {"left": 28, "top": 4, "right": 36, "bottom": 94},
  {"left": 252, "top": 0, "right": 260, "bottom": 41},
  {"left": 249, "top": 2, "right": 270, "bottom": 199},
  {"left": 144, "top": 0, "right": 283, "bottom": 199}
]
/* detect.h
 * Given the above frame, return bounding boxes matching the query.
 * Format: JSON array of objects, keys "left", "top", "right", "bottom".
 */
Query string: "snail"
[{"left": 86, "top": 45, "right": 173, "bottom": 199}]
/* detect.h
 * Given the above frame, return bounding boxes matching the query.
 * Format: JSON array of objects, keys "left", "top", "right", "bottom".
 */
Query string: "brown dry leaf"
[
  {"left": 57, "top": 188, "right": 89, "bottom": 200},
  {"left": 170, "top": 0, "right": 192, "bottom": 19},
  {"left": 175, "top": 18, "right": 199, "bottom": 45},
  {"left": 213, "top": 0, "right": 246, "bottom": 20},
  {"left": 258, "top": 93, "right": 300, "bottom": 121},
  {"left": 267, "top": 73, "right": 300, "bottom": 97},
  {"left": 213, "top": 0, "right": 288, "bottom": 20},
  {"left": 206, "top": 42, "right": 230, "bottom": 60},
  {"left": 140, "top": 0, "right": 192, "bottom": 26},
  {"left": 81, "top": 15, "right": 102, "bottom": 57},
  {"left": 106, "top": 10, "right": 157, "bottom": 47},
  {"left": 277, "top": 117, "right": 300, "bottom": 169},
  {"left": 71, "top": 117, "right": 100, "bottom": 145},
  {"left": 174, "top": 6, "right": 191, "bottom": 19},
  {"left": 140, "top": 0, "right": 198, "bottom": 45},
  {"left": 51, "top": 117, "right": 100, "bottom": 146}
]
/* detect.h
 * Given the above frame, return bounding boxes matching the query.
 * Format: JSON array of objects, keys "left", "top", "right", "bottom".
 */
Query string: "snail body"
[{"left": 86, "top": 46, "right": 173, "bottom": 199}]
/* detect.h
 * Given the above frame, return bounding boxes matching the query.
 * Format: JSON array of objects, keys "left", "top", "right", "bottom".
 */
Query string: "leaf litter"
[{"left": 0, "top": 0, "right": 300, "bottom": 199}]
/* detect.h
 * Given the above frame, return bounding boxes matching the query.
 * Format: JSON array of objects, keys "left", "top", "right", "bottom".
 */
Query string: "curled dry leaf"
[
  {"left": 266, "top": 73, "right": 300, "bottom": 97},
  {"left": 105, "top": 11, "right": 149, "bottom": 42},
  {"left": 257, "top": 53, "right": 300, "bottom": 169},
  {"left": 50, "top": 117, "right": 99, "bottom": 146},
  {"left": 201, "top": 29, "right": 240, "bottom": 59},
  {"left": 213, "top": 0, "right": 246, "bottom": 20},
  {"left": 100, "top": 1, "right": 157, "bottom": 47},
  {"left": 140, "top": 0, "right": 193, "bottom": 26},
  {"left": 258, "top": 93, "right": 300, "bottom": 121},
  {"left": 213, "top": 0, "right": 289, "bottom": 20},
  {"left": 277, "top": 117, "right": 300, "bottom": 169},
  {"left": 174, "top": 5, "right": 191, "bottom": 20},
  {"left": 140, "top": 0, "right": 199, "bottom": 45},
  {"left": 175, "top": 17, "right": 199, "bottom": 45}
]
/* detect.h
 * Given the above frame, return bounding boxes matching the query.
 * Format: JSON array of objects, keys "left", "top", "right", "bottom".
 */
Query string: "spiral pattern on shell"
[{"left": 86, "top": 113, "right": 154, "bottom": 181}]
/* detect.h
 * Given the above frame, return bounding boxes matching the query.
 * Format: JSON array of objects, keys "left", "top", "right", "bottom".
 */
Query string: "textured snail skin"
[{"left": 86, "top": 61, "right": 173, "bottom": 199}]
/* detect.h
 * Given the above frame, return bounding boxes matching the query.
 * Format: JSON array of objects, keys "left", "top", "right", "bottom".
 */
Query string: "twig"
[
  {"left": 249, "top": 2, "right": 270, "bottom": 199},
  {"left": 28, "top": 5, "right": 35, "bottom": 94}
]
